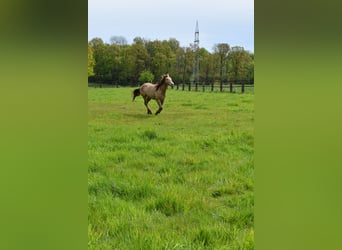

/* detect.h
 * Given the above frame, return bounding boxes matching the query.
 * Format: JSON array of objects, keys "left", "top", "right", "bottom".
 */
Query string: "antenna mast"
[{"left": 193, "top": 21, "right": 200, "bottom": 90}]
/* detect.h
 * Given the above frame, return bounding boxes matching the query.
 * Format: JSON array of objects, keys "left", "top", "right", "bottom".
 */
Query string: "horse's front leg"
[
  {"left": 155, "top": 98, "right": 163, "bottom": 115},
  {"left": 144, "top": 97, "right": 152, "bottom": 114}
]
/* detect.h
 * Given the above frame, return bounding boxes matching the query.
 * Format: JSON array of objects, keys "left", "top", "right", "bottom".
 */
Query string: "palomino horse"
[{"left": 132, "top": 74, "right": 175, "bottom": 115}]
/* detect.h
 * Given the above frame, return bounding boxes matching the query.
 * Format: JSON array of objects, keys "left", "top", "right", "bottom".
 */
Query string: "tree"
[
  {"left": 161, "top": 40, "right": 176, "bottom": 74},
  {"left": 89, "top": 38, "right": 106, "bottom": 81},
  {"left": 130, "top": 38, "right": 151, "bottom": 82},
  {"left": 138, "top": 70, "right": 154, "bottom": 84},
  {"left": 89, "top": 39, "right": 120, "bottom": 82},
  {"left": 110, "top": 36, "right": 127, "bottom": 46},
  {"left": 199, "top": 48, "right": 215, "bottom": 85},
  {"left": 184, "top": 47, "right": 195, "bottom": 84},
  {"left": 88, "top": 36, "right": 253, "bottom": 87},
  {"left": 174, "top": 47, "right": 186, "bottom": 85},
  {"left": 228, "top": 47, "right": 253, "bottom": 81},
  {"left": 213, "top": 43, "right": 230, "bottom": 90},
  {"left": 247, "top": 52, "right": 254, "bottom": 80},
  {"left": 89, "top": 37, "right": 104, "bottom": 47},
  {"left": 152, "top": 51, "right": 168, "bottom": 80},
  {"left": 115, "top": 45, "right": 135, "bottom": 85},
  {"left": 167, "top": 38, "right": 180, "bottom": 54},
  {"left": 88, "top": 44, "right": 95, "bottom": 77}
]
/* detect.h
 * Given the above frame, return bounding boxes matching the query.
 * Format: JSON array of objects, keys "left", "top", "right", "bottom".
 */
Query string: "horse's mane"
[{"left": 155, "top": 75, "right": 167, "bottom": 90}]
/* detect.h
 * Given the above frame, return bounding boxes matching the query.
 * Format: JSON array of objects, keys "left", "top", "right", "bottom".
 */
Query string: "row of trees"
[{"left": 88, "top": 36, "right": 254, "bottom": 86}]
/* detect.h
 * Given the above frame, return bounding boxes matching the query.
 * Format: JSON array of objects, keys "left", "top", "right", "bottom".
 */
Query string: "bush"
[{"left": 139, "top": 70, "right": 154, "bottom": 84}]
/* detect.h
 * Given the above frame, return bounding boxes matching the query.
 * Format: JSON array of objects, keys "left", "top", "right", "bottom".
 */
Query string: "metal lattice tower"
[{"left": 192, "top": 21, "right": 200, "bottom": 89}]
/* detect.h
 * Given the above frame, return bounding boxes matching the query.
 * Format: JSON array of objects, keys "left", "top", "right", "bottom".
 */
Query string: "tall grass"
[{"left": 88, "top": 87, "right": 254, "bottom": 249}]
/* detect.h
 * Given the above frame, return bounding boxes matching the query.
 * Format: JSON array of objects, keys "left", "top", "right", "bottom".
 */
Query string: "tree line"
[{"left": 88, "top": 36, "right": 254, "bottom": 86}]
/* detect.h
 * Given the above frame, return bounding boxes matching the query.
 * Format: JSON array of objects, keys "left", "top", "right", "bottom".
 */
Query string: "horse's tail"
[{"left": 132, "top": 88, "right": 140, "bottom": 101}]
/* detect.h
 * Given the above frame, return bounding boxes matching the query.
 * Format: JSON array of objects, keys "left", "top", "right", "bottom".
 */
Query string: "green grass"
[{"left": 88, "top": 87, "right": 254, "bottom": 249}]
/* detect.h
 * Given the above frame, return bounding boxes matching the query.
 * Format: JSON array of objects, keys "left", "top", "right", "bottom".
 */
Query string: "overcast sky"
[{"left": 88, "top": 0, "right": 254, "bottom": 53}]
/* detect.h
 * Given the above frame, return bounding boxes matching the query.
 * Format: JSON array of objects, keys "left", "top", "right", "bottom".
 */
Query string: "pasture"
[{"left": 88, "top": 87, "right": 254, "bottom": 249}]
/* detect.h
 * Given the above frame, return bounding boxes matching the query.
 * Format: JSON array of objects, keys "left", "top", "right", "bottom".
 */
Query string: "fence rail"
[
  {"left": 88, "top": 80, "right": 254, "bottom": 94},
  {"left": 175, "top": 80, "right": 254, "bottom": 93}
]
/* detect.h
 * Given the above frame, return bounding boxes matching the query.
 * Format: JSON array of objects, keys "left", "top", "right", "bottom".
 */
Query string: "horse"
[{"left": 132, "top": 73, "right": 175, "bottom": 115}]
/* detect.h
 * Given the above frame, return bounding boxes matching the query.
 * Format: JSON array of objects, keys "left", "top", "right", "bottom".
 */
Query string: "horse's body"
[{"left": 132, "top": 74, "right": 174, "bottom": 115}]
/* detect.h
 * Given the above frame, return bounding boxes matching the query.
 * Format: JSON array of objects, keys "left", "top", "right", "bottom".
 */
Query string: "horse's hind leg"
[{"left": 144, "top": 97, "right": 152, "bottom": 114}]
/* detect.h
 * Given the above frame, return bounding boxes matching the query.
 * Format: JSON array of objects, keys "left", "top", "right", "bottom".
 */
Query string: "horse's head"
[{"left": 163, "top": 73, "right": 174, "bottom": 87}]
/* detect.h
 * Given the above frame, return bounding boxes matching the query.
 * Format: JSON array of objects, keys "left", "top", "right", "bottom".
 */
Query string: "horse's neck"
[{"left": 156, "top": 82, "right": 168, "bottom": 94}]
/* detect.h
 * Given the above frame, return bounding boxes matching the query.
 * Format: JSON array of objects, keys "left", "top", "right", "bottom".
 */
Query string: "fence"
[
  {"left": 88, "top": 79, "right": 254, "bottom": 94},
  {"left": 175, "top": 80, "right": 254, "bottom": 93},
  {"left": 88, "top": 82, "right": 120, "bottom": 88}
]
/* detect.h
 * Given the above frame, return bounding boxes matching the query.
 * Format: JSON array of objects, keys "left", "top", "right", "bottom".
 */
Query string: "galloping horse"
[{"left": 132, "top": 74, "right": 175, "bottom": 115}]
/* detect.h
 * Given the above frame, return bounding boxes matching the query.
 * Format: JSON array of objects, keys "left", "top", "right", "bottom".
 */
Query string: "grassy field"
[{"left": 88, "top": 87, "right": 254, "bottom": 249}]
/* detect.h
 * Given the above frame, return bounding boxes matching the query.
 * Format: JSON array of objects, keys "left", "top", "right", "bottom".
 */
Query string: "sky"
[{"left": 88, "top": 0, "right": 254, "bottom": 53}]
